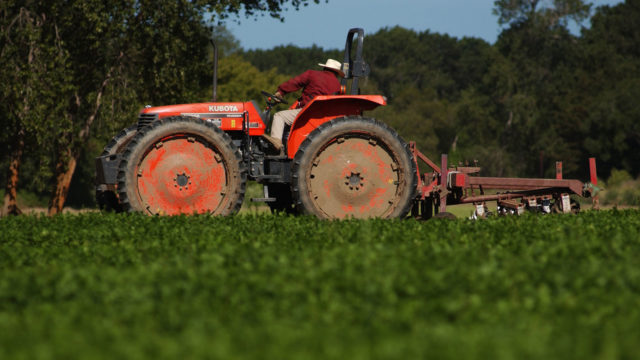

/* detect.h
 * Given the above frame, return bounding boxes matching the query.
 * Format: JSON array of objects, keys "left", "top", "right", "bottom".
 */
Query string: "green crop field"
[{"left": 1, "top": 210, "right": 640, "bottom": 359}]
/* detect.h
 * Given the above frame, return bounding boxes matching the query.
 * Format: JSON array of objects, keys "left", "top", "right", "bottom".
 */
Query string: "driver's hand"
[{"left": 275, "top": 91, "right": 283, "bottom": 98}]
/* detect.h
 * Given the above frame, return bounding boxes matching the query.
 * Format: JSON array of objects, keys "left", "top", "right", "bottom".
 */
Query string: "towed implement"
[
  {"left": 95, "top": 28, "right": 599, "bottom": 219},
  {"left": 409, "top": 146, "right": 599, "bottom": 219}
]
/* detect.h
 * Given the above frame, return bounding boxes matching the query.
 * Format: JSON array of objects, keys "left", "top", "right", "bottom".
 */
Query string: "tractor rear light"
[{"left": 447, "top": 172, "right": 465, "bottom": 188}]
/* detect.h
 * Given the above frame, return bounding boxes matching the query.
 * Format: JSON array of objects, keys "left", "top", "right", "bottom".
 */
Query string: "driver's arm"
[{"left": 276, "top": 70, "right": 312, "bottom": 97}]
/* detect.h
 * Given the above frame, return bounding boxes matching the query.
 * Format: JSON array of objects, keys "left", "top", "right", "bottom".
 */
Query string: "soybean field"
[{"left": 1, "top": 210, "right": 640, "bottom": 359}]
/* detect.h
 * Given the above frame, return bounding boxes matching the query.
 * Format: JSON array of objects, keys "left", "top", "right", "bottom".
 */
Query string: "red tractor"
[
  {"left": 96, "top": 28, "right": 418, "bottom": 219},
  {"left": 96, "top": 28, "right": 599, "bottom": 219}
]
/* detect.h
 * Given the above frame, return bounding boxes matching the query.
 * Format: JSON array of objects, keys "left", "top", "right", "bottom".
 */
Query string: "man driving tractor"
[{"left": 262, "top": 58, "right": 345, "bottom": 151}]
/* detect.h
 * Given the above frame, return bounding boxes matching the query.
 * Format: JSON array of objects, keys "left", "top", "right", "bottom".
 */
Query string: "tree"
[
  {"left": 0, "top": 0, "right": 324, "bottom": 215},
  {"left": 207, "top": 0, "right": 327, "bottom": 21},
  {"left": 485, "top": 0, "right": 593, "bottom": 176},
  {"left": 575, "top": 0, "right": 640, "bottom": 177},
  {"left": 242, "top": 44, "right": 341, "bottom": 76},
  {"left": 238, "top": 26, "right": 497, "bottom": 168},
  {"left": 493, "top": 0, "right": 591, "bottom": 28},
  {"left": 0, "top": 4, "right": 70, "bottom": 215},
  {"left": 217, "top": 55, "right": 288, "bottom": 101},
  {"left": 363, "top": 27, "right": 497, "bottom": 166}
]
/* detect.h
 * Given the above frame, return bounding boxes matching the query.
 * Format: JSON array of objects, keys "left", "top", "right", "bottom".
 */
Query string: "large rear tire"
[
  {"left": 117, "top": 116, "right": 246, "bottom": 215},
  {"left": 96, "top": 125, "right": 137, "bottom": 212},
  {"left": 291, "top": 116, "right": 417, "bottom": 219}
]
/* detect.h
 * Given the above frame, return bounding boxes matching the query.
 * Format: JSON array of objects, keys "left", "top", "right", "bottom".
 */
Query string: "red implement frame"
[{"left": 408, "top": 142, "right": 599, "bottom": 219}]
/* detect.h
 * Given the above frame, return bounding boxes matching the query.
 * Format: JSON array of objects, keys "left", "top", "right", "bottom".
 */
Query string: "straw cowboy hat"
[{"left": 318, "top": 59, "right": 345, "bottom": 77}]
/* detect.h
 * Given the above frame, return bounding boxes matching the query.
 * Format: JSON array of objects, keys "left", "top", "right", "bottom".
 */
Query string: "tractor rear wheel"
[
  {"left": 117, "top": 116, "right": 246, "bottom": 215},
  {"left": 291, "top": 116, "right": 417, "bottom": 219},
  {"left": 96, "top": 125, "right": 137, "bottom": 212}
]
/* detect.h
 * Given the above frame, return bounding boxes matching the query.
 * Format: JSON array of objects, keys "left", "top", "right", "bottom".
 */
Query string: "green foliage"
[
  {"left": 207, "top": 0, "right": 328, "bottom": 22},
  {"left": 216, "top": 55, "right": 289, "bottom": 102},
  {"left": 607, "top": 169, "right": 633, "bottom": 188},
  {"left": 0, "top": 0, "right": 326, "bottom": 209},
  {"left": 575, "top": 0, "right": 640, "bottom": 177},
  {"left": 487, "top": 19, "right": 585, "bottom": 176},
  {"left": 241, "top": 44, "right": 342, "bottom": 76},
  {"left": 212, "top": 25, "right": 242, "bottom": 56},
  {"left": 2, "top": 0, "right": 639, "bottom": 211},
  {"left": 0, "top": 190, "right": 48, "bottom": 208},
  {"left": 365, "top": 27, "right": 494, "bottom": 101},
  {"left": 1, "top": 211, "right": 640, "bottom": 359},
  {"left": 493, "top": 0, "right": 591, "bottom": 28},
  {"left": 602, "top": 169, "right": 640, "bottom": 207},
  {"left": 0, "top": 3, "right": 73, "bottom": 187},
  {"left": 602, "top": 182, "right": 640, "bottom": 207}
]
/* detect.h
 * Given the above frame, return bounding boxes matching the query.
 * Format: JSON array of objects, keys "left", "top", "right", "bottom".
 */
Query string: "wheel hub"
[
  {"left": 174, "top": 172, "right": 190, "bottom": 188},
  {"left": 345, "top": 172, "right": 364, "bottom": 191},
  {"left": 307, "top": 136, "right": 402, "bottom": 218}
]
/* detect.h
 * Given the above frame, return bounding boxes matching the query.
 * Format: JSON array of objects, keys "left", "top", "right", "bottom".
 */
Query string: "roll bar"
[{"left": 341, "top": 28, "right": 370, "bottom": 95}]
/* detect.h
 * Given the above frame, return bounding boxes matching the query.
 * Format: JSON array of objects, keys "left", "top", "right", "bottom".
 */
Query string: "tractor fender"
[{"left": 286, "top": 95, "right": 386, "bottom": 158}]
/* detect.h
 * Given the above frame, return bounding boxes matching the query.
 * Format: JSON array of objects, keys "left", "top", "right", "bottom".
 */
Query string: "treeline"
[
  {"left": 243, "top": 1, "right": 640, "bottom": 179},
  {"left": 0, "top": 0, "right": 316, "bottom": 214},
  {"left": 1, "top": 0, "right": 638, "bottom": 214}
]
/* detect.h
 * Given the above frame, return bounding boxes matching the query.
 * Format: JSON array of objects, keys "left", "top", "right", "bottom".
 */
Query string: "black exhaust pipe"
[{"left": 210, "top": 39, "right": 218, "bottom": 102}]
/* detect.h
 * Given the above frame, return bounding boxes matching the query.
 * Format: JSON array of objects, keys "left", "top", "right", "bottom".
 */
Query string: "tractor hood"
[
  {"left": 140, "top": 102, "right": 249, "bottom": 117},
  {"left": 138, "top": 101, "right": 266, "bottom": 135}
]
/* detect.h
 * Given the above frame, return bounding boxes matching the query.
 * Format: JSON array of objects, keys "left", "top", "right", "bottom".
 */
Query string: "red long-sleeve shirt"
[{"left": 277, "top": 69, "right": 341, "bottom": 108}]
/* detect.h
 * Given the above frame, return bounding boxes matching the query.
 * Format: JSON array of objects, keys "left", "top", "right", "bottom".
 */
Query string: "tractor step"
[
  {"left": 251, "top": 197, "right": 277, "bottom": 203},
  {"left": 263, "top": 154, "right": 288, "bottom": 160},
  {"left": 255, "top": 175, "right": 284, "bottom": 179}
]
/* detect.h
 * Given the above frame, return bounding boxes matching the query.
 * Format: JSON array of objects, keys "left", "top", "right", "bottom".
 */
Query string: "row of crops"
[{"left": 1, "top": 210, "right": 640, "bottom": 359}]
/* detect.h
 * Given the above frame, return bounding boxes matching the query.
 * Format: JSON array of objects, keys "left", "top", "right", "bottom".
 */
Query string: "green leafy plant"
[{"left": 1, "top": 210, "right": 639, "bottom": 359}]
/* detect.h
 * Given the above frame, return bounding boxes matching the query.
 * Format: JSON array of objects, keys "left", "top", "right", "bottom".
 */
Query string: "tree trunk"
[
  {"left": 48, "top": 148, "right": 77, "bottom": 215},
  {"left": 47, "top": 60, "right": 118, "bottom": 215},
  {"left": 2, "top": 128, "right": 25, "bottom": 216},
  {"left": 1, "top": 9, "right": 38, "bottom": 216}
]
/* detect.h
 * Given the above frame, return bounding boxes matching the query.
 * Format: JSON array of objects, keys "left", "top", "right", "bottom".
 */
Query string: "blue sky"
[{"left": 227, "top": 0, "right": 623, "bottom": 50}]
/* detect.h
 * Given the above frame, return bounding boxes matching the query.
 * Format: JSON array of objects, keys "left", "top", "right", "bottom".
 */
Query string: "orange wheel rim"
[
  {"left": 307, "top": 135, "right": 402, "bottom": 218},
  {"left": 135, "top": 134, "right": 228, "bottom": 215}
]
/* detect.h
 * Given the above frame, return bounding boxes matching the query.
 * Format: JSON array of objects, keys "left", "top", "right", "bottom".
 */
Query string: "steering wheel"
[{"left": 261, "top": 90, "right": 288, "bottom": 105}]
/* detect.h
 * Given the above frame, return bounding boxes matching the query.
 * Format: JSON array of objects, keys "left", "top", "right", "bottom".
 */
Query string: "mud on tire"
[
  {"left": 291, "top": 116, "right": 417, "bottom": 219},
  {"left": 117, "top": 116, "right": 246, "bottom": 215}
]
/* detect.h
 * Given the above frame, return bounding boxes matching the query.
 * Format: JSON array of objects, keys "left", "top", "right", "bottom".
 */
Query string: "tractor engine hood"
[
  {"left": 138, "top": 101, "right": 266, "bottom": 135},
  {"left": 141, "top": 102, "right": 249, "bottom": 117}
]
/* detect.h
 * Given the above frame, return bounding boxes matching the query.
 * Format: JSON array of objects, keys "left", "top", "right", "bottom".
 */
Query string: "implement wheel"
[
  {"left": 291, "top": 116, "right": 417, "bottom": 219},
  {"left": 117, "top": 116, "right": 246, "bottom": 215},
  {"left": 96, "top": 125, "right": 137, "bottom": 212}
]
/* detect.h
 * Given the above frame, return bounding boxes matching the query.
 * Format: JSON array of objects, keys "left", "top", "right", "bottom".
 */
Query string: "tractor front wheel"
[
  {"left": 117, "top": 116, "right": 246, "bottom": 215},
  {"left": 291, "top": 116, "right": 417, "bottom": 219},
  {"left": 96, "top": 125, "right": 137, "bottom": 212}
]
